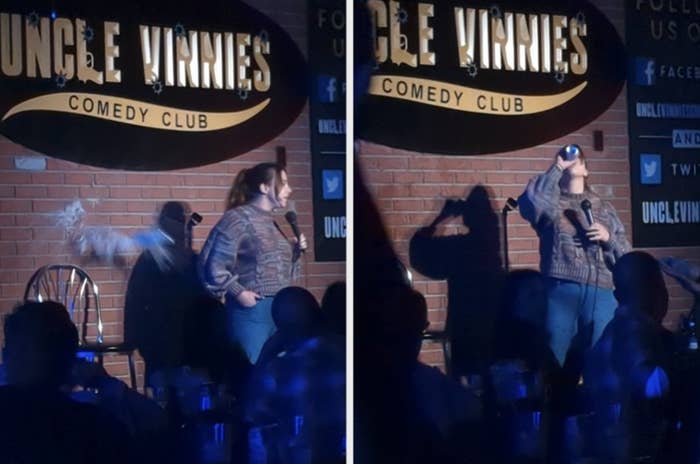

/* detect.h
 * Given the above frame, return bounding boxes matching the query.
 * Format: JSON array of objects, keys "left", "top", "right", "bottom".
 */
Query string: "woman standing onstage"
[
  {"left": 198, "top": 163, "right": 306, "bottom": 363},
  {"left": 518, "top": 144, "right": 631, "bottom": 366}
]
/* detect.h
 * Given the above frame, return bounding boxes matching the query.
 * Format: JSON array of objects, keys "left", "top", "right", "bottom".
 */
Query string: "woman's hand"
[
  {"left": 297, "top": 233, "right": 308, "bottom": 251},
  {"left": 586, "top": 223, "right": 610, "bottom": 242},
  {"left": 236, "top": 290, "right": 262, "bottom": 307},
  {"left": 291, "top": 233, "right": 308, "bottom": 251}
]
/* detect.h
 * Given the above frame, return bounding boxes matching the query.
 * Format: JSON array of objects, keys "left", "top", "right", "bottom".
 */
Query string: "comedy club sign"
[
  {"left": 0, "top": 0, "right": 307, "bottom": 170},
  {"left": 357, "top": 0, "right": 625, "bottom": 155}
]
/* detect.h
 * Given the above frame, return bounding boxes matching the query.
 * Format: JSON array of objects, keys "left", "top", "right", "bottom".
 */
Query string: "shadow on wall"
[{"left": 409, "top": 185, "right": 505, "bottom": 378}]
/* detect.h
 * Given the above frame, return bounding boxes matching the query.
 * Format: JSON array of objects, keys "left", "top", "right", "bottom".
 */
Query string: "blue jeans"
[
  {"left": 546, "top": 278, "right": 617, "bottom": 365},
  {"left": 227, "top": 297, "right": 276, "bottom": 364}
]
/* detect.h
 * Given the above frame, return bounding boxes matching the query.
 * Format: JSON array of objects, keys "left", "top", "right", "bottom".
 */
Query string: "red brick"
[
  {"left": 47, "top": 186, "right": 80, "bottom": 198},
  {"left": 80, "top": 186, "right": 110, "bottom": 198},
  {"left": 64, "top": 173, "right": 95, "bottom": 185},
  {"left": 31, "top": 172, "right": 64, "bottom": 184},
  {"left": 32, "top": 199, "right": 68, "bottom": 213},
  {"left": 1, "top": 256, "right": 34, "bottom": 269},
  {"left": 0, "top": 242, "right": 17, "bottom": 256},
  {"left": 2, "top": 229, "right": 33, "bottom": 241},
  {"left": 1, "top": 199, "right": 32, "bottom": 213},
  {"left": 95, "top": 173, "right": 127, "bottom": 185},
  {"left": 0, "top": 172, "right": 32, "bottom": 184},
  {"left": 32, "top": 228, "right": 65, "bottom": 240},
  {"left": 140, "top": 187, "right": 171, "bottom": 199},
  {"left": 109, "top": 186, "right": 141, "bottom": 199}
]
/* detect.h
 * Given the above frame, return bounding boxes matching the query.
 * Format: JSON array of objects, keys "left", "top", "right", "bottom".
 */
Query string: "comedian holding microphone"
[
  {"left": 518, "top": 144, "right": 631, "bottom": 366},
  {"left": 198, "top": 162, "right": 307, "bottom": 363}
]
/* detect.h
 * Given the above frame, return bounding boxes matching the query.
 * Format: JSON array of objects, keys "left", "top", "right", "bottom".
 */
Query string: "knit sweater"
[
  {"left": 518, "top": 164, "right": 631, "bottom": 289},
  {"left": 198, "top": 204, "right": 299, "bottom": 299}
]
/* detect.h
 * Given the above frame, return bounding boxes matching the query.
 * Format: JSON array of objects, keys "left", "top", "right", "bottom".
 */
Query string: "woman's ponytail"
[{"left": 226, "top": 168, "right": 249, "bottom": 210}]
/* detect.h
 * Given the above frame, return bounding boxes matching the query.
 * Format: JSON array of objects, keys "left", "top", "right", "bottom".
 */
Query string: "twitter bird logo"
[
  {"left": 322, "top": 170, "right": 343, "bottom": 199},
  {"left": 640, "top": 154, "right": 661, "bottom": 185}
]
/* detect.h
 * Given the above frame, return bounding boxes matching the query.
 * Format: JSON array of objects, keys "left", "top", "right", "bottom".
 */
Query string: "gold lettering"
[
  {"left": 76, "top": 19, "right": 103, "bottom": 84},
  {"left": 139, "top": 25, "right": 160, "bottom": 84},
  {"left": 236, "top": 33, "right": 251, "bottom": 90},
  {"left": 389, "top": 1, "right": 417, "bottom": 67},
  {"left": 479, "top": 9, "right": 490, "bottom": 69},
  {"left": 368, "top": 0, "right": 388, "bottom": 63},
  {"left": 540, "top": 14, "right": 551, "bottom": 73},
  {"left": 200, "top": 31, "right": 223, "bottom": 89},
  {"left": 569, "top": 17, "right": 587, "bottom": 75},
  {"left": 104, "top": 21, "right": 121, "bottom": 83},
  {"left": 516, "top": 14, "right": 539, "bottom": 72},
  {"left": 163, "top": 28, "right": 174, "bottom": 86},
  {"left": 26, "top": 17, "right": 51, "bottom": 78},
  {"left": 177, "top": 30, "right": 199, "bottom": 88},
  {"left": 253, "top": 36, "right": 270, "bottom": 92},
  {"left": 552, "top": 15, "right": 567, "bottom": 73},
  {"left": 1, "top": 13, "right": 22, "bottom": 76},
  {"left": 491, "top": 12, "right": 515, "bottom": 70},
  {"left": 53, "top": 18, "right": 75, "bottom": 79},
  {"left": 418, "top": 3, "right": 435, "bottom": 66},
  {"left": 454, "top": 7, "right": 476, "bottom": 67}
]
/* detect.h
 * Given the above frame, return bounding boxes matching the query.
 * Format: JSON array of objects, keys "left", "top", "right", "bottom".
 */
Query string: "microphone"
[
  {"left": 284, "top": 210, "right": 304, "bottom": 253},
  {"left": 581, "top": 199, "right": 594, "bottom": 226},
  {"left": 581, "top": 199, "right": 602, "bottom": 261}
]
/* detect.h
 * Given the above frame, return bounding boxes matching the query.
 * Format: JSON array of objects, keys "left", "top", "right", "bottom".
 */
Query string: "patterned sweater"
[
  {"left": 198, "top": 204, "right": 299, "bottom": 299},
  {"left": 518, "top": 164, "right": 631, "bottom": 289}
]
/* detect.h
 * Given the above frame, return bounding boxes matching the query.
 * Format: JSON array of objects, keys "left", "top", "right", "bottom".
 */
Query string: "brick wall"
[
  {"left": 0, "top": 0, "right": 345, "bottom": 384},
  {"left": 357, "top": 0, "right": 700, "bottom": 368}
]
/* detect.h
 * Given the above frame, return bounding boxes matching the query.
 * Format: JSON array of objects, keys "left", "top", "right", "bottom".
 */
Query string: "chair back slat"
[{"left": 23, "top": 264, "right": 103, "bottom": 346}]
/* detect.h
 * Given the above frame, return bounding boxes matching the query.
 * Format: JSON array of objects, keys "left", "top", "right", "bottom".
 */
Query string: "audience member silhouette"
[
  {"left": 355, "top": 282, "right": 483, "bottom": 464},
  {"left": 247, "top": 286, "right": 345, "bottom": 464},
  {"left": 660, "top": 256, "right": 700, "bottom": 464},
  {"left": 321, "top": 280, "right": 346, "bottom": 337},
  {"left": 485, "top": 269, "right": 557, "bottom": 463},
  {"left": 0, "top": 301, "right": 129, "bottom": 464},
  {"left": 124, "top": 201, "right": 229, "bottom": 387},
  {"left": 409, "top": 185, "right": 505, "bottom": 379},
  {"left": 585, "top": 251, "right": 678, "bottom": 463}
]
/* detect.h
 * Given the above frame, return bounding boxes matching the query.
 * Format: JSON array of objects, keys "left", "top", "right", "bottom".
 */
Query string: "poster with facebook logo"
[
  {"left": 308, "top": 0, "right": 345, "bottom": 260},
  {"left": 640, "top": 154, "right": 661, "bottom": 184},
  {"left": 317, "top": 75, "right": 339, "bottom": 103},
  {"left": 626, "top": 4, "right": 700, "bottom": 247},
  {"left": 322, "top": 170, "right": 343, "bottom": 199},
  {"left": 634, "top": 58, "right": 656, "bottom": 86}
]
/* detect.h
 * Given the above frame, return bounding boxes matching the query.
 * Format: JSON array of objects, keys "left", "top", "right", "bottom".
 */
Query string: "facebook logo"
[
  {"left": 634, "top": 58, "right": 656, "bottom": 86},
  {"left": 640, "top": 154, "right": 662, "bottom": 185},
  {"left": 322, "top": 170, "right": 343, "bottom": 200},
  {"left": 317, "top": 75, "right": 338, "bottom": 103}
]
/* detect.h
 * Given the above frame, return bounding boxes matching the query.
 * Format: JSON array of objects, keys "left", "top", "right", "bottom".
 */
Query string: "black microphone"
[
  {"left": 581, "top": 199, "right": 594, "bottom": 226},
  {"left": 581, "top": 199, "right": 602, "bottom": 261},
  {"left": 284, "top": 210, "right": 304, "bottom": 253}
]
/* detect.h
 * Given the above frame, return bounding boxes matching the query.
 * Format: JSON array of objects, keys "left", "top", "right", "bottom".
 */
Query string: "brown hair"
[{"left": 226, "top": 162, "right": 284, "bottom": 210}]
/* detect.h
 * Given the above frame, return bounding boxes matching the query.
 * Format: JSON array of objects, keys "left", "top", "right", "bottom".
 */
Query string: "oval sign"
[
  {"left": 0, "top": 0, "right": 307, "bottom": 170},
  {"left": 357, "top": 0, "right": 626, "bottom": 155}
]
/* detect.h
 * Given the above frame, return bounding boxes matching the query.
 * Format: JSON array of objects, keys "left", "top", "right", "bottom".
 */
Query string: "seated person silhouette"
[
  {"left": 124, "top": 201, "right": 230, "bottom": 388},
  {"left": 0, "top": 301, "right": 129, "bottom": 464},
  {"left": 585, "top": 251, "right": 677, "bottom": 463},
  {"left": 486, "top": 269, "right": 558, "bottom": 463},
  {"left": 247, "top": 286, "right": 345, "bottom": 464},
  {"left": 321, "top": 280, "right": 346, "bottom": 337},
  {"left": 355, "top": 283, "right": 482, "bottom": 464}
]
